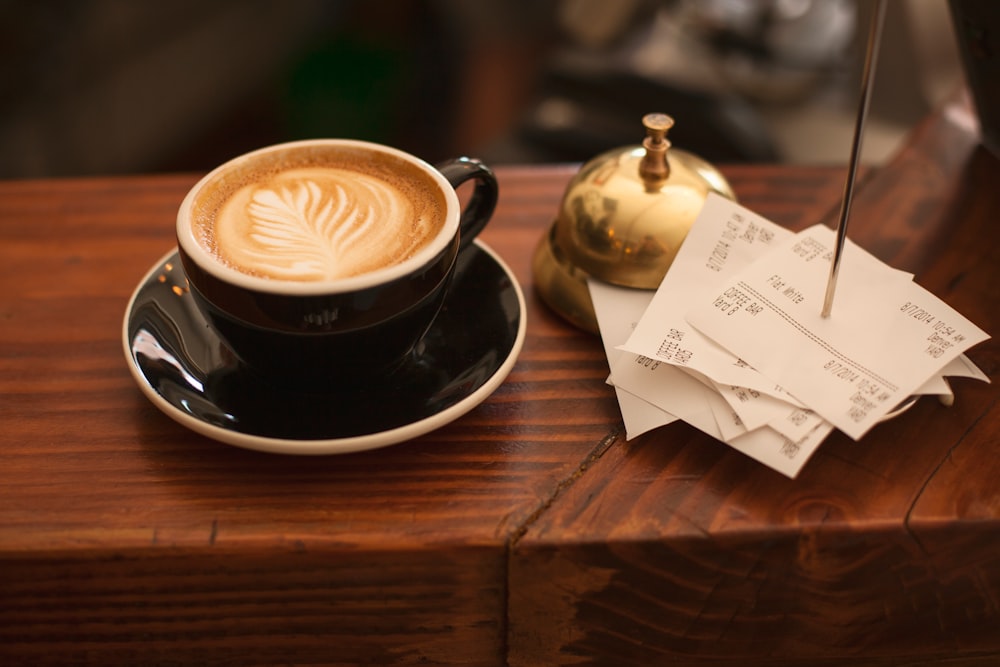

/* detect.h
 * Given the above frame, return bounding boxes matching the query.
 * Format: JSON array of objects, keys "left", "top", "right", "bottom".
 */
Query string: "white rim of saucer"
[
  {"left": 175, "top": 139, "right": 462, "bottom": 296},
  {"left": 122, "top": 241, "right": 527, "bottom": 455}
]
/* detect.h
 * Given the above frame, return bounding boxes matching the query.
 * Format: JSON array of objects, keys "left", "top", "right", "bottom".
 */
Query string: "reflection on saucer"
[{"left": 122, "top": 242, "right": 526, "bottom": 454}]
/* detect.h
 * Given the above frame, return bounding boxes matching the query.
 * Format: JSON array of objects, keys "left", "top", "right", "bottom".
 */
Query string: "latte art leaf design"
[
  {"left": 245, "top": 181, "right": 342, "bottom": 279},
  {"left": 231, "top": 172, "right": 427, "bottom": 281}
]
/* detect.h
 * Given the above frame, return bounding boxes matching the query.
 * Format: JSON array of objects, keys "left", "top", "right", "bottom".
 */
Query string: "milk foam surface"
[{"left": 206, "top": 166, "right": 443, "bottom": 281}]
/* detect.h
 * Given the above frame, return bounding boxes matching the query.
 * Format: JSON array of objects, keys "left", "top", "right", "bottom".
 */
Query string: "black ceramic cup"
[{"left": 175, "top": 139, "right": 497, "bottom": 385}]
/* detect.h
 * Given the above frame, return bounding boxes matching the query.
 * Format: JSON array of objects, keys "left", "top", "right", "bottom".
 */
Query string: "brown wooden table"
[{"left": 1, "top": 94, "right": 997, "bottom": 666}]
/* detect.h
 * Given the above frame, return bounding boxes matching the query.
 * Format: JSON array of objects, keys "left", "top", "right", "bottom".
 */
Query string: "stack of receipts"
[{"left": 590, "top": 193, "right": 990, "bottom": 478}]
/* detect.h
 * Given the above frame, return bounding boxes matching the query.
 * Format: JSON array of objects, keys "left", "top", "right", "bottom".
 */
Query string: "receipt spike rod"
[{"left": 822, "top": 0, "right": 887, "bottom": 318}]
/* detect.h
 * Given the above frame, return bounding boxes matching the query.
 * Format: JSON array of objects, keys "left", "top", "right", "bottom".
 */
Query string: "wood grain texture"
[
  {"left": 0, "top": 166, "right": 618, "bottom": 665},
  {"left": 509, "top": 95, "right": 1000, "bottom": 666},
  {"left": 2, "top": 95, "right": 995, "bottom": 666}
]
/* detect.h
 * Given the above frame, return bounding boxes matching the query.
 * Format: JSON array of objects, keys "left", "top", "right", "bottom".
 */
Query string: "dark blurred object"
[
  {"left": 518, "top": 67, "right": 778, "bottom": 163},
  {"left": 497, "top": 0, "right": 862, "bottom": 165},
  {"left": 0, "top": 0, "right": 337, "bottom": 178},
  {"left": 949, "top": 0, "right": 1000, "bottom": 158},
  {"left": 683, "top": 0, "right": 857, "bottom": 104},
  {"left": 279, "top": 1, "right": 463, "bottom": 164}
]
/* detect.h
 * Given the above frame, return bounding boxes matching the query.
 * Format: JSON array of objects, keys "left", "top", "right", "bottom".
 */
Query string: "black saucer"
[{"left": 122, "top": 241, "right": 526, "bottom": 454}]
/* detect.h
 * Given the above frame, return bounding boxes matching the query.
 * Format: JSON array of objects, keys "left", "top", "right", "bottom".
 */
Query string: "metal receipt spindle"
[{"left": 822, "top": 0, "right": 887, "bottom": 318}]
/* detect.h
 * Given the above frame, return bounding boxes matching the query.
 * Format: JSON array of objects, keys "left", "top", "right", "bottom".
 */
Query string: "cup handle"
[{"left": 436, "top": 157, "right": 498, "bottom": 251}]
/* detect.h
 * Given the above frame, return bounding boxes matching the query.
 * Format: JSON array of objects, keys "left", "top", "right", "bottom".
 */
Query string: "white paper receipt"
[
  {"left": 619, "top": 192, "right": 794, "bottom": 394},
  {"left": 686, "top": 223, "right": 990, "bottom": 439},
  {"left": 590, "top": 192, "right": 989, "bottom": 477}
]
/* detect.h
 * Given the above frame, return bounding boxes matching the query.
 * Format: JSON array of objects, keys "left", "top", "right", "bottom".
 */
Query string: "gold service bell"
[{"left": 532, "top": 113, "right": 736, "bottom": 333}]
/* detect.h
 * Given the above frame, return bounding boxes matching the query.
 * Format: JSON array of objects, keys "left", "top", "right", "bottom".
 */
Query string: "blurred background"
[{"left": 0, "top": 0, "right": 967, "bottom": 179}]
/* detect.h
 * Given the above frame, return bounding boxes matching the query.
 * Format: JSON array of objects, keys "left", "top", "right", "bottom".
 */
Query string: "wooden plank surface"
[
  {"left": 508, "top": 96, "right": 1000, "bottom": 665},
  {"left": 1, "top": 99, "right": 994, "bottom": 665},
  {"left": 0, "top": 165, "right": 619, "bottom": 665}
]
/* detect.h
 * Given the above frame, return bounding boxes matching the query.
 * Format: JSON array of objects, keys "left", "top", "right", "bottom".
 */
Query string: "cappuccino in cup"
[
  {"left": 188, "top": 143, "right": 450, "bottom": 285},
  {"left": 175, "top": 139, "right": 498, "bottom": 383}
]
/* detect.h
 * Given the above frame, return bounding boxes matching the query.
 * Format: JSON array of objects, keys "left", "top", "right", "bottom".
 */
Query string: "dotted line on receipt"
[{"left": 738, "top": 280, "right": 900, "bottom": 393}]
